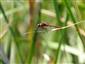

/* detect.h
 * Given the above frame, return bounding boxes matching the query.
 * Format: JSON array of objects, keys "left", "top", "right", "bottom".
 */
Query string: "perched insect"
[
  {"left": 24, "top": 21, "right": 85, "bottom": 34},
  {"left": 37, "top": 22, "right": 61, "bottom": 30}
]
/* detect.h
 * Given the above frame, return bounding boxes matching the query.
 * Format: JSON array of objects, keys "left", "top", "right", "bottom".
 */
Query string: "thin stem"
[
  {"left": 0, "top": 3, "right": 24, "bottom": 63},
  {"left": 28, "top": 1, "right": 41, "bottom": 64},
  {"left": 63, "top": 0, "right": 85, "bottom": 51}
]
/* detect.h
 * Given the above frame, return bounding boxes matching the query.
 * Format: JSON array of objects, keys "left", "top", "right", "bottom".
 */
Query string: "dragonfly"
[{"left": 24, "top": 21, "right": 85, "bottom": 35}]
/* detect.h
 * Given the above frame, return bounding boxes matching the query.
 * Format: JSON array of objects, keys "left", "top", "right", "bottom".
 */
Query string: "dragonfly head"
[{"left": 37, "top": 22, "right": 49, "bottom": 29}]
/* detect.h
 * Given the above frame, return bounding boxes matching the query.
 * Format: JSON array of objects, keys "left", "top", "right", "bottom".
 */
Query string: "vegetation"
[{"left": 0, "top": 0, "right": 85, "bottom": 64}]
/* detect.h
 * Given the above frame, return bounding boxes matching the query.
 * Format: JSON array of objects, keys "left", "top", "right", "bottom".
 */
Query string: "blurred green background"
[{"left": 0, "top": 0, "right": 85, "bottom": 64}]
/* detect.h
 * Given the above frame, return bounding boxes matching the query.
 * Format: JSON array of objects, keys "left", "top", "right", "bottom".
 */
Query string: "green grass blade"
[
  {"left": 28, "top": 3, "right": 41, "bottom": 64},
  {"left": 63, "top": 0, "right": 85, "bottom": 51},
  {"left": 53, "top": 0, "right": 64, "bottom": 64},
  {"left": 0, "top": 3, "right": 24, "bottom": 63}
]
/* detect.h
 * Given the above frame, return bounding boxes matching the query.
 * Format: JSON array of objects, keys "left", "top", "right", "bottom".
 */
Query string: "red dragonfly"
[
  {"left": 37, "top": 22, "right": 60, "bottom": 29},
  {"left": 37, "top": 22, "right": 61, "bottom": 31},
  {"left": 24, "top": 21, "right": 85, "bottom": 34}
]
